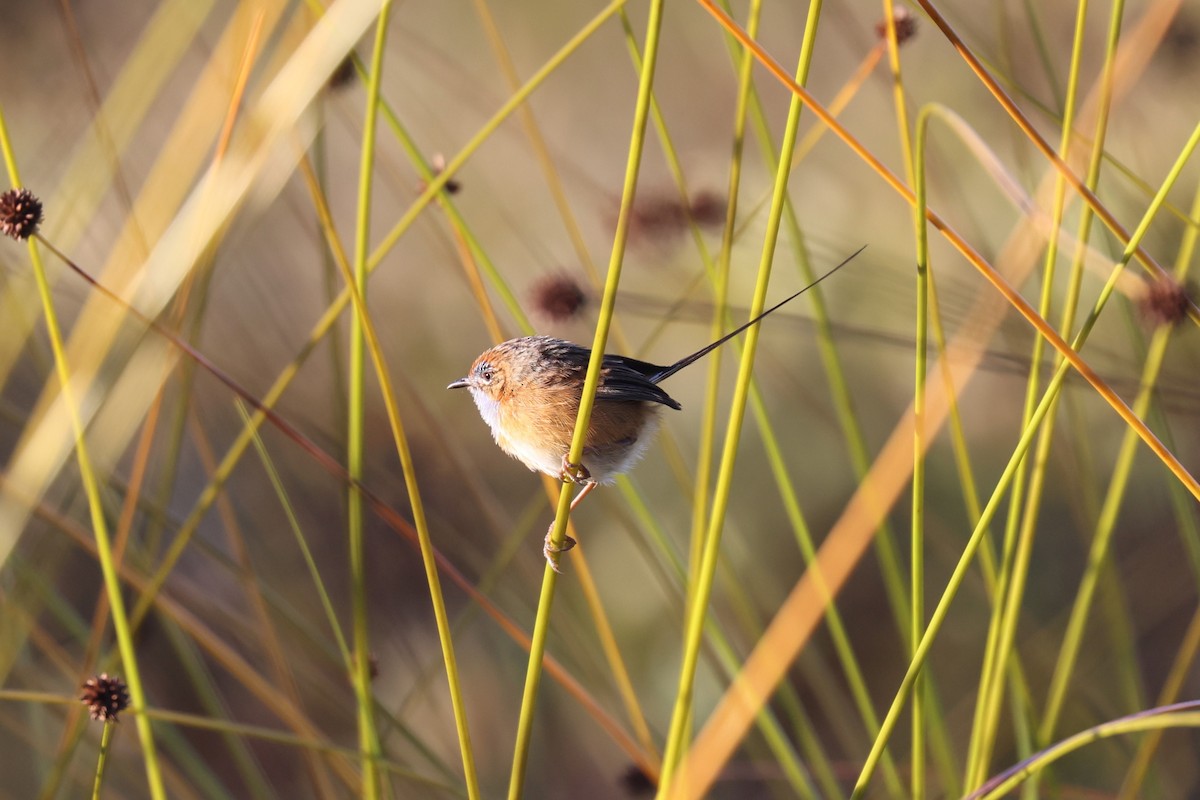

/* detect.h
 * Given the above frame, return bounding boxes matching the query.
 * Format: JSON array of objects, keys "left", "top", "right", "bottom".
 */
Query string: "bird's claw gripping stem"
[
  {"left": 543, "top": 528, "right": 577, "bottom": 573},
  {"left": 559, "top": 456, "right": 591, "bottom": 485}
]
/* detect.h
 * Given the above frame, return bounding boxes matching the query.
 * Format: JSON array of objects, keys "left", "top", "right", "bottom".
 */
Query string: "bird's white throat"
[{"left": 469, "top": 388, "right": 502, "bottom": 434}]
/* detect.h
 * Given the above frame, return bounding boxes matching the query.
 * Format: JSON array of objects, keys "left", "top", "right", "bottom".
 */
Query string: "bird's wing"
[{"left": 598, "top": 355, "right": 682, "bottom": 409}]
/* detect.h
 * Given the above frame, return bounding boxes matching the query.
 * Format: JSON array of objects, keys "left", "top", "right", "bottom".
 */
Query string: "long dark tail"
[{"left": 649, "top": 245, "right": 867, "bottom": 384}]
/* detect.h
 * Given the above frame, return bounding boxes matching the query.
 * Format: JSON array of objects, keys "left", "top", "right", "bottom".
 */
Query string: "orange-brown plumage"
[{"left": 448, "top": 336, "right": 674, "bottom": 483}]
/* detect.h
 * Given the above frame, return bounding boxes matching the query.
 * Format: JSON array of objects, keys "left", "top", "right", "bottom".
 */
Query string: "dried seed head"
[
  {"left": 688, "top": 190, "right": 727, "bottom": 228},
  {"left": 80, "top": 673, "right": 130, "bottom": 723},
  {"left": 1163, "top": 13, "right": 1199, "bottom": 63},
  {"left": 0, "top": 188, "right": 43, "bottom": 241},
  {"left": 1140, "top": 276, "right": 1193, "bottom": 326},
  {"left": 530, "top": 274, "right": 589, "bottom": 322},
  {"left": 876, "top": 6, "right": 918, "bottom": 45},
  {"left": 625, "top": 194, "right": 689, "bottom": 244},
  {"left": 329, "top": 56, "right": 356, "bottom": 90},
  {"left": 619, "top": 764, "right": 656, "bottom": 797}
]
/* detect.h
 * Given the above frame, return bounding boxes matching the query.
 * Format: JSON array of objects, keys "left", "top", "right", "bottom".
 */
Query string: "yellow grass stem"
[{"left": 509, "top": 1, "right": 664, "bottom": 797}]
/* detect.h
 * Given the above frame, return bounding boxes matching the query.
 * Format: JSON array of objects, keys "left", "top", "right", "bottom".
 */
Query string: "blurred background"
[{"left": 1, "top": 0, "right": 1199, "bottom": 797}]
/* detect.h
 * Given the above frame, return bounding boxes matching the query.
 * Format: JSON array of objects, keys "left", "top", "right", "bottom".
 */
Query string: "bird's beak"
[{"left": 447, "top": 377, "right": 470, "bottom": 390}]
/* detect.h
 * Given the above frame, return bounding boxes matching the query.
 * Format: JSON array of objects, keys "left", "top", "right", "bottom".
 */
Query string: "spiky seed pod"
[
  {"left": 80, "top": 673, "right": 130, "bottom": 723},
  {"left": 0, "top": 188, "right": 43, "bottom": 241}
]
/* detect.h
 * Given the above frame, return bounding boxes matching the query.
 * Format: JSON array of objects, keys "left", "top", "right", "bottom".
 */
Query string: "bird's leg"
[{"left": 543, "top": 479, "right": 598, "bottom": 572}]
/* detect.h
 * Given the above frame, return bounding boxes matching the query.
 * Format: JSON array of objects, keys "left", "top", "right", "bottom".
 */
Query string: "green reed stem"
[
  {"left": 911, "top": 141, "right": 930, "bottom": 800},
  {"left": 239, "top": 401, "right": 352, "bottom": 670},
  {"left": 690, "top": 0, "right": 758, "bottom": 596},
  {"left": 347, "top": 5, "right": 393, "bottom": 796},
  {"left": 90, "top": 721, "right": 115, "bottom": 800},
  {"left": 883, "top": 1, "right": 929, "bottom": 792},
  {"left": 0, "top": 106, "right": 166, "bottom": 800},
  {"left": 614, "top": 14, "right": 845, "bottom": 790},
  {"left": 717, "top": 2, "right": 949, "bottom": 788}
]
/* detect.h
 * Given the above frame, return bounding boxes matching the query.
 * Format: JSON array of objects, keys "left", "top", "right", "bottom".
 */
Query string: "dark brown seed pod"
[
  {"left": 329, "top": 55, "right": 357, "bottom": 90},
  {"left": 79, "top": 673, "right": 130, "bottom": 723},
  {"left": 529, "top": 273, "right": 589, "bottom": 322},
  {"left": 618, "top": 764, "right": 656, "bottom": 797},
  {"left": 688, "top": 190, "right": 727, "bottom": 229},
  {"left": 876, "top": 6, "right": 918, "bottom": 45},
  {"left": 1139, "top": 275, "right": 1193, "bottom": 326},
  {"left": 0, "top": 188, "right": 43, "bottom": 241}
]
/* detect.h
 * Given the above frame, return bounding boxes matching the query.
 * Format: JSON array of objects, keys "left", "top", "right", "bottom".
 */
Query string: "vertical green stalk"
[
  {"left": 0, "top": 108, "right": 166, "bottom": 799},
  {"left": 880, "top": 1, "right": 926, "bottom": 791},
  {"left": 90, "top": 722, "right": 115, "bottom": 800},
  {"left": 656, "top": 1, "right": 824, "bottom": 793},
  {"left": 347, "top": 4, "right": 393, "bottom": 796},
  {"left": 506, "top": 1, "right": 665, "bottom": 797},
  {"left": 713, "top": 2, "right": 953, "bottom": 786},
  {"left": 910, "top": 101, "right": 930, "bottom": 800}
]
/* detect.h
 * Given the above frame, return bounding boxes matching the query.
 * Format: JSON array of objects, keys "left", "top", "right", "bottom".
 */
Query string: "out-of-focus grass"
[{"left": 0, "top": 1, "right": 1199, "bottom": 798}]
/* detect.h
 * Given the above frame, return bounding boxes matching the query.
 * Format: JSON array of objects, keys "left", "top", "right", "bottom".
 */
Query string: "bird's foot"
[
  {"left": 543, "top": 527, "right": 577, "bottom": 573},
  {"left": 559, "top": 456, "right": 592, "bottom": 485}
]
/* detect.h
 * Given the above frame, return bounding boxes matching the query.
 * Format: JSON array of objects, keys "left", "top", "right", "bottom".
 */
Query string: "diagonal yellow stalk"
[
  {"left": 301, "top": 157, "right": 481, "bottom": 797},
  {"left": 507, "top": 1, "right": 664, "bottom": 797},
  {"left": 616, "top": 6, "right": 856, "bottom": 792}
]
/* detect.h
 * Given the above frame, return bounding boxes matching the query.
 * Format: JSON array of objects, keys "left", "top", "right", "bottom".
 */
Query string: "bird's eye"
[{"left": 475, "top": 362, "right": 495, "bottom": 382}]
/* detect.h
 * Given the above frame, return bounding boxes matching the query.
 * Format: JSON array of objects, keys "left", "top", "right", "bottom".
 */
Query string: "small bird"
[{"left": 449, "top": 247, "right": 863, "bottom": 569}]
